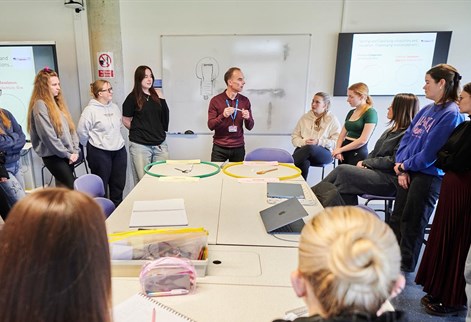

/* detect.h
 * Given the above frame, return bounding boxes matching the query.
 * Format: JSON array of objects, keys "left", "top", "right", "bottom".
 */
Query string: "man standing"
[{"left": 207, "top": 67, "right": 254, "bottom": 162}]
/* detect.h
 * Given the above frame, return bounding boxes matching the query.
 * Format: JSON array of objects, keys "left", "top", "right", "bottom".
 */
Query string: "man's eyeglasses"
[{"left": 100, "top": 87, "right": 113, "bottom": 93}]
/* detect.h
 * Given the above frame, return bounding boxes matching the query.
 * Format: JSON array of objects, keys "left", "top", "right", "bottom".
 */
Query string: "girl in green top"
[{"left": 333, "top": 82, "right": 378, "bottom": 165}]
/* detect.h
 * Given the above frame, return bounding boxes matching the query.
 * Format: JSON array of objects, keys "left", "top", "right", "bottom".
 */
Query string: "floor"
[
  {"left": 368, "top": 205, "right": 468, "bottom": 322},
  {"left": 391, "top": 270, "right": 467, "bottom": 322}
]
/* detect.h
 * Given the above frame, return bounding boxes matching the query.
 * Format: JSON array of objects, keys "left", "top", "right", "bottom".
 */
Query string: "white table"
[
  {"left": 106, "top": 173, "right": 223, "bottom": 244},
  {"left": 108, "top": 163, "right": 320, "bottom": 321},
  {"left": 217, "top": 177, "right": 322, "bottom": 247},
  {"left": 112, "top": 245, "right": 304, "bottom": 322}
]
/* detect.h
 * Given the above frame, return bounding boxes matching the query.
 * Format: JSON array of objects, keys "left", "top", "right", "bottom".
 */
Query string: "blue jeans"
[
  {"left": 0, "top": 161, "right": 26, "bottom": 209},
  {"left": 129, "top": 141, "right": 169, "bottom": 184}
]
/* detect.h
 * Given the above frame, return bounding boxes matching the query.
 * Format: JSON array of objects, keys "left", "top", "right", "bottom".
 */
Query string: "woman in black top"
[
  {"left": 273, "top": 206, "right": 407, "bottom": 322},
  {"left": 415, "top": 82, "right": 471, "bottom": 316},
  {"left": 122, "top": 65, "right": 169, "bottom": 184}
]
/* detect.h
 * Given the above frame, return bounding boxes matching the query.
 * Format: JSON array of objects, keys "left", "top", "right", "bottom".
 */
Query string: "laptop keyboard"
[
  {"left": 267, "top": 182, "right": 316, "bottom": 206},
  {"left": 272, "top": 225, "right": 294, "bottom": 233}
]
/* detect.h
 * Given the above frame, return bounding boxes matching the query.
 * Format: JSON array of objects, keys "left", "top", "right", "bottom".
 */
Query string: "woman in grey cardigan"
[
  {"left": 27, "top": 68, "right": 80, "bottom": 189},
  {"left": 313, "top": 93, "right": 419, "bottom": 206}
]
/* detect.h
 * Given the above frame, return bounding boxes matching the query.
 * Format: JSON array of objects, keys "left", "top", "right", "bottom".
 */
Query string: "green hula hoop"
[{"left": 144, "top": 160, "right": 221, "bottom": 178}]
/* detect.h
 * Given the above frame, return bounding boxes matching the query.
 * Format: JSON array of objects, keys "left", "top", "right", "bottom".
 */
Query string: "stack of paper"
[{"left": 129, "top": 199, "right": 188, "bottom": 228}]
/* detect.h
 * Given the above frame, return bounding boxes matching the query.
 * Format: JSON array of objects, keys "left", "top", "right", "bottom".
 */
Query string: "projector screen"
[
  {"left": 333, "top": 31, "right": 452, "bottom": 96},
  {"left": 0, "top": 42, "right": 58, "bottom": 140}
]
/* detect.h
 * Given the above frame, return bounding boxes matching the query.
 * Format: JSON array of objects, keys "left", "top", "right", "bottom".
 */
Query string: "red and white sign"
[{"left": 97, "top": 52, "right": 114, "bottom": 78}]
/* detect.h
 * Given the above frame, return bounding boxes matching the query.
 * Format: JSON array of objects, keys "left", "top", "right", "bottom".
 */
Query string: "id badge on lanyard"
[{"left": 226, "top": 99, "right": 238, "bottom": 133}]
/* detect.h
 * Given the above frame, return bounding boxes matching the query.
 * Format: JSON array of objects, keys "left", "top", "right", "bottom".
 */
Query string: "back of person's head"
[
  {"left": 297, "top": 206, "right": 401, "bottom": 318},
  {"left": 390, "top": 93, "right": 419, "bottom": 131},
  {"left": 348, "top": 82, "right": 373, "bottom": 107},
  {"left": 426, "top": 63, "right": 461, "bottom": 105},
  {"left": 0, "top": 188, "right": 112, "bottom": 322},
  {"left": 224, "top": 67, "right": 241, "bottom": 85}
]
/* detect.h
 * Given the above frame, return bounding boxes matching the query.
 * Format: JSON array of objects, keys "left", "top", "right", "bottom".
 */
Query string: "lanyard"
[{"left": 225, "top": 99, "right": 239, "bottom": 122}]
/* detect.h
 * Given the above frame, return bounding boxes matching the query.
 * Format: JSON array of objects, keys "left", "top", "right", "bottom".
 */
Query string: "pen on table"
[
  {"left": 220, "top": 159, "right": 229, "bottom": 169},
  {"left": 256, "top": 168, "right": 278, "bottom": 175},
  {"left": 151, "top": 307, "right": 156, "bottom": 322},
  {"left": 147, "top": 289, "right": 190, "bottom": 296}
]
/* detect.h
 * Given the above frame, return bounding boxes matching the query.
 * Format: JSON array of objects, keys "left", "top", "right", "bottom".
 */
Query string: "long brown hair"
[
  {"left": 132, "top": 65, "right": 160, "bottom": 110},
  {"left": 389, "top": 93, "right": 419, "bottom": 131},
  {"left": 0, "top": 108, "right": 12, "bottom": 135},
  {"left": 27, "top": 68, "right": 76, "bottom": 136},
  {"left": 0, "top": 188, "right": 112, "bottom": 322},
  {"left": 426, "top": 63, "right": 461, "bottom": 106}
]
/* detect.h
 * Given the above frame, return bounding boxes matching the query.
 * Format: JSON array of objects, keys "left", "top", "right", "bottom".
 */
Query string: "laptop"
[
  {"left": 267, "top": 182, "right": 305, "bottom": 199},
  {"left": 260, "top": 198, "right": 308, "bottom": 234}
]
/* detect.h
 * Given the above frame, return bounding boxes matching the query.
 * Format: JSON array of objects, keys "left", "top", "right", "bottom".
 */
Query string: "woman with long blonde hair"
[
  {"left": 274, "top": 206, "right": 406, "bottom": 322},
  {"left": 27, "top": 67, "right": 80, "bottom": 188}
]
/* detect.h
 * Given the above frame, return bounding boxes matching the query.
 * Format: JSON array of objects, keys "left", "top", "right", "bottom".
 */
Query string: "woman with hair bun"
[
  {"left": 273, "top": 206, "right": 406, "bottom": 322},
  {"left": 333, "top": 82, "right": 378, "bottom": 165}
]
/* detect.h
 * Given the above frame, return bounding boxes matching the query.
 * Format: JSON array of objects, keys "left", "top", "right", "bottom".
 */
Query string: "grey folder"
[
  {"left": 260, "top": 198, "right": 308, "bottom": 234},
  {"left": 267, "top": 182, "right": 305, "bottom": 199}
]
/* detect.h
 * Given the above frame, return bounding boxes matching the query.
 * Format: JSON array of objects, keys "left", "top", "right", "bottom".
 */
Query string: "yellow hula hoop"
[{"left": 222, "top": 162, "right": 301, "bottom": 180}]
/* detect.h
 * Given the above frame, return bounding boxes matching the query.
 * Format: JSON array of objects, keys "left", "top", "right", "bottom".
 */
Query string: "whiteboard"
[{"left": 161, "top": 34, "right": 311, "bottom": 134}]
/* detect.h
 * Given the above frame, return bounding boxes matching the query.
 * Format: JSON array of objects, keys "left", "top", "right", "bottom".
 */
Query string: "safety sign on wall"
[{"left": 97, "top": 52, "right": 114, "bottom": 78}]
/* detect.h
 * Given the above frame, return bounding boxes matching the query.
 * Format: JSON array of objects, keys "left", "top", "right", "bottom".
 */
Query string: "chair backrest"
[
  {"left": 245, "top": 148, "right": 294, "bottom": 163},
  {"left": 73, "top": 174, "right": 105, "bottom": 198},
  {"left": 94, "top": 197, "right": 115, "bottom": 218}
]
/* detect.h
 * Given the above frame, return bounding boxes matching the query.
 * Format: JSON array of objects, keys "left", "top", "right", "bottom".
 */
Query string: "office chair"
[
  {"left": 310, "top": 159, "right": 336, "bottom": 180},
  {"left": 245, "top": 148, "right": 294, "bottom": 163},
  {"left": 360, "top": 194, "right": 395, "bottom": 223},
  {"left": 94, "top": 197, "right": 115, "bottom": 218},
  {"left": 41, "top": 144, "right": 89, "bottom": 187},
  {"left": 74, "top": 173, "right": 105, "bottom": 198}
]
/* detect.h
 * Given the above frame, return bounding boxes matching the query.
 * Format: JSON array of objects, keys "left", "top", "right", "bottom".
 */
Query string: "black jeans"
[
  {"left": 42, "top": 155, "right": 75, "bottom": 189},
  {"left": 211, "top": 144, "right": 245, "bottom": 162},
  {"left": 86, "top": 143, "right": 127, "bottom": 207},
  {"left": 339, "top": 139, "right": 368, "bottom": 166},
  {"left": 389, "top": 171, "right": 442, "bottom": 272}
]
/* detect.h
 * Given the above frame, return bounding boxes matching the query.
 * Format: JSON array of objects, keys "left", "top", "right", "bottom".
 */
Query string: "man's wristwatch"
[{"left": 398, "top": 164, "right": 406, "bottom": 173}]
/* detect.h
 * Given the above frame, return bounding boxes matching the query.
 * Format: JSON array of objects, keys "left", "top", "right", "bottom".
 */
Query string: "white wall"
[
  {"left": 1, "top": 0, "right": 470, "bottom": 187},
  {"left": 118, "top": 0, "right": 471, "bottom": 185}
]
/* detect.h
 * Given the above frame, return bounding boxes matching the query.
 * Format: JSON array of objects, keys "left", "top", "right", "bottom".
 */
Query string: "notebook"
[
  {"left": 129, "top": 199, "right": 188, "bottom": 228},
  {"left": 267, "top": 182, "right": 305, "bottom": 199},
  {"left": 113, "top": 293, "right": 195, "bottom": 322},
  {"left": 259, "top": 198, "right": 308, "bottom": 234}
]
